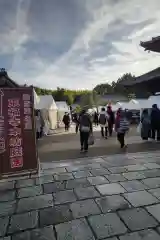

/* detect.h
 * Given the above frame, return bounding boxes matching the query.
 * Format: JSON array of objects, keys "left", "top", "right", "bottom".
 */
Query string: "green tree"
[
  {"left": 80, "top": 92, "right": 94, "bottom": 109},
  {"left": 94, "top": 83, "right": 113, "bottom": 95},
  {"left": 65, "top": 93, "right": 74, "bottom": 105}
]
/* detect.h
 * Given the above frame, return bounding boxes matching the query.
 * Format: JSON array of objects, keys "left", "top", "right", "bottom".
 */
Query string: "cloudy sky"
[{"left": 1, "top": 0, "right": 160, "bottom": 90}]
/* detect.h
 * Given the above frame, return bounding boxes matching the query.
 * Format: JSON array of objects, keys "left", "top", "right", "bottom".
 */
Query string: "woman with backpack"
[
  {"left": 115, "top": 110, "right": 129, "bottom": 148},
  {"left": 99, "top": 107, "right": 109, "bottom": 139}
]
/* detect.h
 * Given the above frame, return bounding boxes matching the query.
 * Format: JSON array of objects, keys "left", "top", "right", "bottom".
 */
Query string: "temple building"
[
  {"left": 122, "top": 36, "right": 160, "bottom": 95},
  {"left": 0, "top": 68, "right": 20, "bottom": 88}
]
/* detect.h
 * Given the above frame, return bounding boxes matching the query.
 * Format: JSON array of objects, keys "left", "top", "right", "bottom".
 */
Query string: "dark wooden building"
[
  {"left": 0, "top": 68, "right": 20, "bottom": 88},
  {"left": 122, "top": 67, "right": 160, "bottom": 95},
  {"left": 140, "top": 36, "right": 160, "bottom": 53},
  {"left": 121, "top": 36, "right": 160, "bottom": 95}
]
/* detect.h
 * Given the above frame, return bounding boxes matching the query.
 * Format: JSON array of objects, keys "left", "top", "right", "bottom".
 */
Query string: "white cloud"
[{"left": 2, "top": 0, "right": 160, "bottom": 89}]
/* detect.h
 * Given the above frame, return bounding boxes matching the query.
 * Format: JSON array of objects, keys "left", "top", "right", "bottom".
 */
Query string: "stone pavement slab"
[
  {"left": 1, "top": 150, "right": 160, "bottom": 239},
  {"left": 143, "top": 169, "right": 160, "bottom": 178},
  {"left": 70, "top": 199, "right": 101, "bottom": 218},
  {"left": 120, "top": 180, "right": 148, "bottom": 192},
  {"left": 74, "top": 186, "right": 100, "bottom": 200},
  {"left": 17, "top": 185, "right": 42, "bottom": 198},
  {"left": 43, "top": 181, "right": 65, "bottom": 194},
  {"left": 0, "top": 201, "right": 16, "bottom": 217},
  {"left": 73, "top": 170, "right": 92, "bottom": 178},
  {"left": 142, "top": 177, "right": 160, "bottom": 188},
  {"left": 105, "top": 174, "right": 126, "bottom": 183},
  {"left": 146, "top": 204, "right": 160, "bottom": 222},
  {"left": 148, "top": 187, "right": 160, "bottom": 199},
  {"left": 55, "top": 218, "right": 95, "bottom": 240},
  {"left": 54, "top": 172, "right": 74, "bottom": 181},
  {"left": 96, "top": 183, "right": 126, "bottom": 195},
  {"left": 119, "top": 229, "right": 160, "bottom": 240},
  {"left": 17, "top": 194, "right": 53, "bottom": 213},
  {"left": 53, "top": 190, "right": 77, "bottom": 204},
  {"left": 88, "top": 212, "right": 127, "bottom": 239},
  {"left": 123, "top": 171, "right": 146, "bottom": 180},
  {"left": 124, "top": 164, "right": 147, "bottom": 172},
  {"left": 118, "top": 208, "right": 158, "bottom": 231},
  {"left": 66, "top": 178, "right": 91, "bottom": 189},
  {"left": 0, "top": 217, "right": 9, "bottom": 237},
  {"left": 0, "top": 190, "right": 15, "bottom": 202},
  {"left": 12, "top": 226, "right": 56, "bottom": 240},
  {"left": 87, "top": 176, "right": 109, "bottom": 185},
  {"left": 35, "top": 175, "right": 54, "bottom": 184},
  {"left": 90, "top": 168, "right": 110, "bottom": 176},
  {"left": 0, "top": 181, "right": 15, "bottom": 192},
  {"left": 123, "top": 190, "right": 158, "bottom": 207},
  {"left": 16, "top": 179, "right": 35, "bottom": 188},
  {"left": 144, "top": 163, "right": 160, "bottom": 169},
  {"left": 0, "top": 237, "right": 11, "bottom": 240},
  {"left": 39, "top": 205, "right": 73, "bottom": 227},
  {"left": 96, "top": 195, "right": 130, "bottom": 213},
  {"left": 8, "top": 211, "right": 38, "bottom": 234}
]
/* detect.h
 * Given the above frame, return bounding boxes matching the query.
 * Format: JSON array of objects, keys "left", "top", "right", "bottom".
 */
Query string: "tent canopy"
[
  {"left": 56, "top": 101, "right": 70, "bottom": 112},
  {"left": 35, "top": 95, "right": 57, "bottom": 110},
  {"left": 33, "top": 89, "right": 40, "bottom": 106}
]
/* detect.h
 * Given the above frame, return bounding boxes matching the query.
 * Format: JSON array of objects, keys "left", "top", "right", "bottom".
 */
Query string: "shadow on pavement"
[{"left": 38, "top": 141, "right": 160, "bottom": 163}]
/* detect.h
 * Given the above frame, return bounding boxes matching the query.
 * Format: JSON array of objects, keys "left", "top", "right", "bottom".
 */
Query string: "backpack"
[
  {"left": 80, "top": 114, "right": 91, "bottom": 132},
  {"left": 120, "top": 119, "right": 129, "bottom": 132},
  {"left": 99, "top": 113, "right": 106, "bottom": 125}
]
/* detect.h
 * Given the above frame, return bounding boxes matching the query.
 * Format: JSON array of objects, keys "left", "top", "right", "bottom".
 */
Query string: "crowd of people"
[
  {"left": 36, "top": 103, "right": 160, "bottom": 153},
  {"left": 70, "top": 106, "right": 130, "bottom": 152},
  {"left": 140, "top": 104, "right": 160, "bottom": 141},
  {"left": 71, "top": 103, "right": 160, "bottom": 153}
]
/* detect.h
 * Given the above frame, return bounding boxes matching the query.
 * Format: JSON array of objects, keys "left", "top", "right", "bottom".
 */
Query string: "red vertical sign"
[{"left": 0, "top": 87, "right": 38, "bottom": 176}]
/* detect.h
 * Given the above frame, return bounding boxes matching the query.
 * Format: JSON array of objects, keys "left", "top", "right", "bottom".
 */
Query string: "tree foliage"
[{"left": 34, "top": 73, "right": 137, "bottom": 108}]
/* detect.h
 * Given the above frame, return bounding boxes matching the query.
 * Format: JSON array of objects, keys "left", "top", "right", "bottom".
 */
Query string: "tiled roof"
[
  {"left": 140, "top": 36, "right": 160, "bottom": 53},
  {"left": 122, "top": 67, "right": 160, "bottom": 86},
  {"left": 0, "top": 69, "right": 19, "bottom": 87}
]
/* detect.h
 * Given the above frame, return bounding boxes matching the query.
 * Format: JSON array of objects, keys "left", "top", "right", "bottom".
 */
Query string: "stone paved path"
[{"left": 2, "top": 151, "right": 160, "bottom": 239}]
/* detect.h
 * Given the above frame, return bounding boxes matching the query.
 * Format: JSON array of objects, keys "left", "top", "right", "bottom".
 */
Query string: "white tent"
[
  {"left": 36, "top": 95, "right": 58, "bottom": 130},
  {"left": 148, "top": 95, "right": 160, "bottom": 108},
  {"left": 115, "top": 101, "right": 131, "bottom": 109},
  {"left": 33, "top": 89, "right": 40, "bottom": 107},
  {"left": 129, "top": 99, "right": 151, "bottom": 109},
  {"left": 56, "top": 101, "right": 70, "bottom": 112}
]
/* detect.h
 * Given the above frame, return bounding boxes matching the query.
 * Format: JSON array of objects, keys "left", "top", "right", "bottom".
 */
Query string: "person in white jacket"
[
  {"left": 99, "top": 108, "right": 109, "bottom": 139},
  {"left": 35, "top": 110, "right": 42, "bottom": 139}
]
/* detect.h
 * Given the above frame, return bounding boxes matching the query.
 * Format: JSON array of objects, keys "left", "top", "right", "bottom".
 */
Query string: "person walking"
[
  {"left": 115, "top": 110, "right": 129, "bottom": 148},
  {"left": 140, "top": 109, "right": 151, "bottom": 140},
  {"left": 107, "top": 105, "right": 115, "bottom": 136},
  {"left": 35, "top": 110, "right": 42, "bottom": 140},
  {"left": 99, "top": 107, "right": 109, "bottom": 139},
  {"left": 63, "top": 112, "right": 70, "bottom": 131},
  {"left": 79, "top": 110, "right": 92, "bottom": 153},
  {"left": 93, "top": 111, "right": 99, "bottom": 126},
  {"left": 151, "top": 104, "right": 160, "bottom": 141}
]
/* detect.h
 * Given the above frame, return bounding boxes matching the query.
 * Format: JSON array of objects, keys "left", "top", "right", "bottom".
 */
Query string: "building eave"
[{"left": 140, "top": 36, "right": 160, "bottom": 53}]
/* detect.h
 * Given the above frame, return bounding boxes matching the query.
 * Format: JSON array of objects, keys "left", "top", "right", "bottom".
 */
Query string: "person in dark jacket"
[
  {"left": 93, "top": 111, "right": 99, "bottom": 126},
  {"left": 79, "top": 110, "right": 92, "bottom": 152},
  {"left": 151, "top": 104, "right": 160, "bottom": 141},
  {"left": 63, "top": 112, "right": 70, "bottom": 131},
  {"left": 107, "top": 106, "right": 115, "bottom": 136},
  {"left": 99, "top": 107, "right": 109, "bottom": 138},
  {"left": 141, "top": 109, "right": 151, "bottom": 140}
]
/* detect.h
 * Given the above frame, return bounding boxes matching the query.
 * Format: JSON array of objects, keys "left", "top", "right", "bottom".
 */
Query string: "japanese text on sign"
[
  {"left": 0, "top": 89, "right": 5, "bottom": 152},
  {"left": 8, "top": 98, "right": 23, "bottom": 168},
  {"left": 23, "top": 94, "right": 32, "bottom": 130}
]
